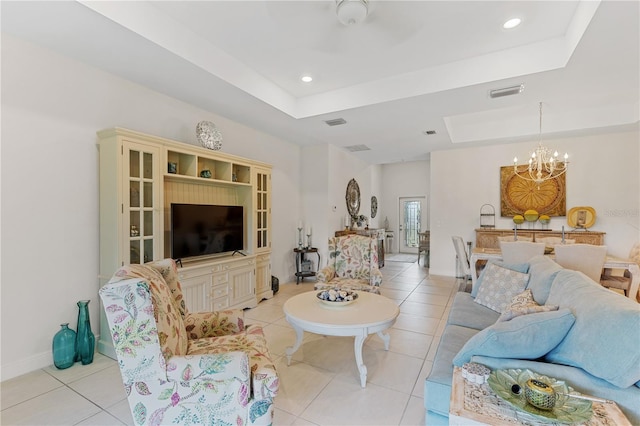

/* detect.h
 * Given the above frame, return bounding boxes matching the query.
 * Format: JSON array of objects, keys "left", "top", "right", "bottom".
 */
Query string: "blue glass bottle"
[
  {"left": 52, "top": 323, "right": 76, "bottom": 369},
  {"left": 75, "top": 300, "right": 95, "bottom": 365}
]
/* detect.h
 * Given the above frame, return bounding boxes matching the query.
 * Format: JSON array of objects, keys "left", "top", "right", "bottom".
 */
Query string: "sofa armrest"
[
  {"left": 184, "top": 310, "right": 245, "bottom": 339},
  {"left": 166, "top": 351, "right": 250, "bottom": 384},
  {"left": 317, "top": 265, "right": 336, "bottom": 283}
]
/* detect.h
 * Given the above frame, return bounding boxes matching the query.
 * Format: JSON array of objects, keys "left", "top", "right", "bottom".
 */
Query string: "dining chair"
[
  {"left": 452, "top": 236, "right": 471, "bottom": 281},
  {"left": 554, "top": 243, "right": 607, "bottom": 283},
  {"left": 600, "top": 242, "right": 640, "bottom": 297},
  {"left": 499, "top": 241, "right": 546, "bottom": 264},
  {"left": 418, "top": 231, "right": 430, "bottom": 267}
]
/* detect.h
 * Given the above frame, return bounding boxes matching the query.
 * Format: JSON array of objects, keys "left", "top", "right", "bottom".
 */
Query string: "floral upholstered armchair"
[
  {"left": 314, "top": 234, "right": 383, "bottom": 294},
  {"left": 99, "top": 259, "right": 278, "bottom": 426}
]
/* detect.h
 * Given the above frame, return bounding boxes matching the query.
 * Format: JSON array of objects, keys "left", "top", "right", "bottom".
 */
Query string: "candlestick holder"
[
  {"left": 297, "top": 227, "right": 303, "bottom": 249},
  {"left": 306, "top": 234, "right": 312, "bottom": 249}
]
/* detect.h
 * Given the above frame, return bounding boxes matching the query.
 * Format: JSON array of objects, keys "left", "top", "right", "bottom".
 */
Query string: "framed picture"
[{"left": 500, "top": 165, "right": 566, "bottom": 217}]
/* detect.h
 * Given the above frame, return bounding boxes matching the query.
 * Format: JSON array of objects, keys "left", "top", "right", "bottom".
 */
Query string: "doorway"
[{"left": 399, "top": 197, "right": 426, "bottom": 253}]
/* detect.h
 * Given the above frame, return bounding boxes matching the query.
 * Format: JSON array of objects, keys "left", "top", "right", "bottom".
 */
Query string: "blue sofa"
[{"left": 424, "top": 255, "right": 640, "bottom": 425}]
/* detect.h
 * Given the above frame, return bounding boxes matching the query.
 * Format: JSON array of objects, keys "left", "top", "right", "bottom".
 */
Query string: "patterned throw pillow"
[
  {"left": 474, "top": 263, "right": 530, "bottom": 313},
  {"left": 498, "top": 289, "right": 559, "bottom": 322}
]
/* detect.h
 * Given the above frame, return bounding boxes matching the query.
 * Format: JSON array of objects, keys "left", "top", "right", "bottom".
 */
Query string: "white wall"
[
  {"left": 1, "top": 34, "right": 302, "bottom": 380},
  {"left": 429, "top": 131, "right": 640, "bottom": 276},
  {"left": 380, "top": 160, "right": 431, "bottom": 253}
]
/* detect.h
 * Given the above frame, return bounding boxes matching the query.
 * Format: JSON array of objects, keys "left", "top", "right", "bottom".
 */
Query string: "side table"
[
  {"left": 293, "top": 247, "right": 320, "bottom": 284},
  {"left": 449, "top": 367, "right": 631, "bottom": 426}
]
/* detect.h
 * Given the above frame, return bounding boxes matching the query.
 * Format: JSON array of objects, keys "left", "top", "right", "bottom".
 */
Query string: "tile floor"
[{"left": 1, "top": 261, "right": 461, "bottom": 425}]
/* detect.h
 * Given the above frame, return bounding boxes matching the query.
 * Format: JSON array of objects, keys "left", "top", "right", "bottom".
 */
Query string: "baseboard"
[{"left": 1, "top": 350, "right": 52, "bottom": 382}]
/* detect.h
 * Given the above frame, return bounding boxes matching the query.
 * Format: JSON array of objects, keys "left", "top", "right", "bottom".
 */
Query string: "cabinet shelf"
[{"left": 164, "top": 173, "right": 252, "bottom": 187}]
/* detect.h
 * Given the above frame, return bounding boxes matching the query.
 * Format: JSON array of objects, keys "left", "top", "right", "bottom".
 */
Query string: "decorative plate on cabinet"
[
  {"left": 371, "top": 196, "right": 378, "bottom": 218},
  {"left": 196, "top": 121, "right": 223, "bottom": 150},
  {"left": 345, "top": 178, "right": 361, "bottom": 217}
]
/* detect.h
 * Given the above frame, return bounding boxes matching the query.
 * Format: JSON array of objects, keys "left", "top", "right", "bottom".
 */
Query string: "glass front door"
[{"left": 399, "top": 197, "right": 425, "bottom": 253}]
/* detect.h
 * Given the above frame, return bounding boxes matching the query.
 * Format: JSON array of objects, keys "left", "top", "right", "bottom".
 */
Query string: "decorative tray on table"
[{"left": 488, "top": 369, "right": 593, "bottom": 424}]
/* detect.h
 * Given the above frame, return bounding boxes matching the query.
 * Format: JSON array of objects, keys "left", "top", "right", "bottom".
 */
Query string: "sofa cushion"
[
  {"left": 546, "top": 269, "right": 640, "bottom": 388},
  {"left": 498, "top": 289, "right": 559, "bottom": 322},
  {"left": 453, "top": 308, "right": 575, "bottom": 366},
  {"left": 471, "top": 260, "right": 529, "bottom": 298},
  {"left": 447, "top": 292, "right": 500, "bottom": 330},
  {"left": 425, "top": 325, "right": 480, "bottom": 417},
  {"left": 526, "top": 255, "right": 563, "bottom": 304},
  {"left": 474, "top": 263, "right": 530, "bottom": 313}
]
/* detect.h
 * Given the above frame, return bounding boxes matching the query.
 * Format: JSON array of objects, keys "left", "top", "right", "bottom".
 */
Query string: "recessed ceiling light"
[
  {"left": 503, "top": 17, "right": 522, "bottom": 29},
  {"left": 301, "top": 75, "right": 313, "bottom": 83}
]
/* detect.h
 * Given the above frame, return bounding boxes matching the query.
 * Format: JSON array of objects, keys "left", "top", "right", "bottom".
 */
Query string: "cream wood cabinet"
[
  {"left": 475, "top": 228, "right": 605, "bottom": 249},
  {"left": 98, "top": 128, "right": 271, "bottom": 357},
  {"left": 256, "top": 253, "right": 273, "bottom": 301}
]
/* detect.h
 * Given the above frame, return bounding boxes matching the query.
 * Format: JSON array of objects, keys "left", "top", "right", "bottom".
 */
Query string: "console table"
[
  {"left": 475, "top": 228, "right": 605, "bottom": 249},
  {"left": 293, "top": 247, "right": 320, "bottom": 284},
  {"left": 450, "top": 367, "right": 631, "bottom": 425}
]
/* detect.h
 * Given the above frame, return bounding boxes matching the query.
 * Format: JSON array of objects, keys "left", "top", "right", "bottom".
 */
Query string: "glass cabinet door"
[
  {"left": 125, "top": 142, "right": 160, "bottom": 264},
  {"left": 255, "top": 169, "right": 271, "bottom": 252}
]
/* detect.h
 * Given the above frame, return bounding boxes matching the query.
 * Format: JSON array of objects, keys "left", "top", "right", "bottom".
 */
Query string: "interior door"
[{"left": 399, "top": 197, "right": 425, "bottom": 253}]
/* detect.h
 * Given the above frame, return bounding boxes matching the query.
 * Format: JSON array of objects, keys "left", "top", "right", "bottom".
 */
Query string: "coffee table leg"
[
  {"left": 354, "top": 334, "right": 368, "bottom": 388},
  {"left": 376, "top": 331, "right": 391, "bottom": 350},
  {"left": 285, "top": 323, "right": 304, "bottom": 365}
]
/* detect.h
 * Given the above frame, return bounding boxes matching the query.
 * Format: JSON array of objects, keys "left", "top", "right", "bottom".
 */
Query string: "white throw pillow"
[
  {"left": 498, "top": 289, "right": 559, "bottom": 322},
  {"left": 474, "top": 263, "right": 530, "bottom": 313}
]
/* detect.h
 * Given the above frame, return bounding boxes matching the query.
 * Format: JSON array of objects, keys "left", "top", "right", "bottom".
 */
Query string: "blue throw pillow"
[
  {"left": 526, "top": 255, "right": 563, "bottom": 304},
  {"left": 546, "top": 270, "right": 640, "bottom": 388},
  {"left": 453, "top": 308, "right": 575, "bottom": 366},
  {"left": 472, "top": 260, "right": 530, "bottom": 298}
]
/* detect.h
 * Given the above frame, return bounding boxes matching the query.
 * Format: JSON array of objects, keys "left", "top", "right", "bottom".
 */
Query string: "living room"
[{"left": 1, "top": 1, "right": 639, "bottom": 423}]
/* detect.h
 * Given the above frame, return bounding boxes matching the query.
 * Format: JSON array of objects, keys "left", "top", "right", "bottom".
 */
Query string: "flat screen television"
[{"left": 170, "top": 203, "right": 244, "bottom": 259}]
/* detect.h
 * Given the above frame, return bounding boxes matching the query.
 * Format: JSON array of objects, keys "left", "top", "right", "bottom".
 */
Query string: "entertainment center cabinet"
[{"left": 98, "top": 127, "right": 272, "bottom": 358}]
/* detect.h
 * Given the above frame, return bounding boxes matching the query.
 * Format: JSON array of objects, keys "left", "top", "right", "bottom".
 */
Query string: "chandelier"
[{"left": 513, "top": 102, "right": 568, "bottom": 186}]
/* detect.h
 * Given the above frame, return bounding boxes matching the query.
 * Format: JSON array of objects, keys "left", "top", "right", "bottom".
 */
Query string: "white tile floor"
[{"left": 1, "top": 261, "right": 461, "bottom": 425}]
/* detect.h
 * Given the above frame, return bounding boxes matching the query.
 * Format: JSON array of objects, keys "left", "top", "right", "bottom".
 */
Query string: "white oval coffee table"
[{"left": 283, "top": 290, "right": 400, "bottom": 388}]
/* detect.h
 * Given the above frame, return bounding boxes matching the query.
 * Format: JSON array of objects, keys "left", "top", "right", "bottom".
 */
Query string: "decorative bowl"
[
  {"left": 317, "top": 289, "right": 358, "bottom": 306},
  {"left": 524, "top": 378, "right": 557, "bottom": 410}
]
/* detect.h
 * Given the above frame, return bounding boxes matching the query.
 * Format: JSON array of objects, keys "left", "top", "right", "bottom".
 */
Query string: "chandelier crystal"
[{"left": 513, "top": 102, "right": 568, "bottom": 186}]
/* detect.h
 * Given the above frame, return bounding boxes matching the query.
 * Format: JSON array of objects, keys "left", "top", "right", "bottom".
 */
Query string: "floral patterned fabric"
[
  {"left": 146, "top": 259, "right": 187, "bottom": 317},
  {"left": 110, "top": 264, "right": 188, "bottom": 360},
  {"left": 315, "top": 235, "right": 382, "bottom": 293},
  {"left": 101, "top": 263, "right": 278, "bottom": 426},
  {"left": 497, "top": 289, "right": 559, "bottom": 322}
]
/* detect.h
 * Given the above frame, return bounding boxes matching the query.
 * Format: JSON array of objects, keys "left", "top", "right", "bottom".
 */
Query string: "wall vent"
[
  {"left": 324, "top": 118, "right": 347, "bottom": 126},
  {"left": 345, "top": 144, "right": 371, "bottom": 152}
]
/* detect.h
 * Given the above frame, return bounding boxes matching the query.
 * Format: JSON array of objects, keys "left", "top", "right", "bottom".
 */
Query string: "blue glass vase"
[
  {"left": 75, "top": 300, "right": 95, "bottom": 365},
  {"left": 52, "top": 323, "right": 76, "bottom": 369}
]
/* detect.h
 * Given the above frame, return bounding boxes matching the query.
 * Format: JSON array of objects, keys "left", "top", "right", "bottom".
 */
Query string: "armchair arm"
[
  {"left": 370, "top": 268, "right": 383, "bottom": 287},
  {"left": 166, "top": 352, "right": 250, "bottom": 384},
  {"left": 317, "top": 265, "right": 336, "bottom": 283},
  {"left": 184, "top": 310, "right": 245, "bottom": 340}
]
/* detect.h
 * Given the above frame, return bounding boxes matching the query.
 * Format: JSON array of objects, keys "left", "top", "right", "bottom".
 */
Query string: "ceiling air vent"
[
  {"left": 489, "top": 84, "right": 524, "bottom": 99},
  {"left": 324, "top": 118, "right": 347, "bottom": 126},
  {"left": 345, "top": 144, "right": 371, "bottom": 152}
]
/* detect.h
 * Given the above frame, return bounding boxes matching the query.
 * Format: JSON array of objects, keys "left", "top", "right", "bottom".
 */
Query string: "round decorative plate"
[
  {"left": 345, "top": 179, "right": 361, "bottom": 218},
  {"left": 371, "top": 196, "right": 378, "bottom": 218},
  {"left": 567, "top": 206, "right": 596, "bottom": 229},
  {"left": 196, "top": 121, "right": 223, "bottom": 151},
  {"left": 488, "top": 369, "right": 593, "bottom": 424}
]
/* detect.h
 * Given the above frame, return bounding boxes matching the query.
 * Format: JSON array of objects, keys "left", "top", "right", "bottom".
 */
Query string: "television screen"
[{"left": 170, "top": 204, "right": 244, "bottom": 259}]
